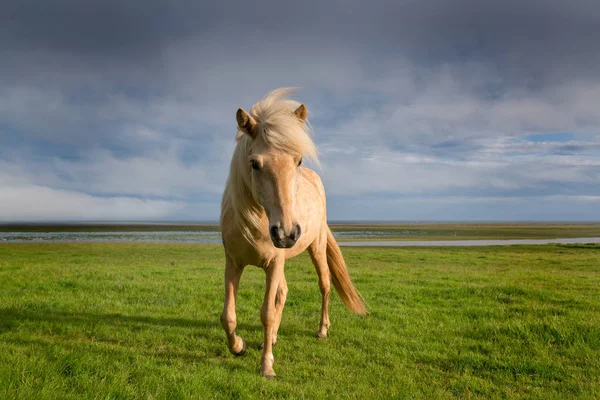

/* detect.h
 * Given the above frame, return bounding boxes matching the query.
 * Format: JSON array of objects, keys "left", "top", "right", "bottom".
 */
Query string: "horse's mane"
[
  {"left": 221, "top": 88, "right": 318, "bottom": 246},
  {"left": 237, "top": 87, "right": 317, "bottom": 162}
]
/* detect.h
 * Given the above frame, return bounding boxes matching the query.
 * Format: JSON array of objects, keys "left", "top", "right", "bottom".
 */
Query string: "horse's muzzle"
[{"left": 270, "top": 224, "right": 301, "bottom": 248}]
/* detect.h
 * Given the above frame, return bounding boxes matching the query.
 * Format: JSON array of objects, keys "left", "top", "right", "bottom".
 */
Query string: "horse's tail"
[{"left": 326, "top": 228, "right": 367, "bottom": 315}]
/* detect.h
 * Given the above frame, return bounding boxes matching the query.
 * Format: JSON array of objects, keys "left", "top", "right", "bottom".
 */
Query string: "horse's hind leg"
[
  {"left": 308, "top": 237, "right": 331, "bottom": 338},
  {"left": 220, "top": 255, "right": 246, "bottom": 356}
]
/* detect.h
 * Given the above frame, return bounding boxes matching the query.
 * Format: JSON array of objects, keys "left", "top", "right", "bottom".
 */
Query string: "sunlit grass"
[{"left": 1, "top": 243, "right": 599, "bottom": 398}]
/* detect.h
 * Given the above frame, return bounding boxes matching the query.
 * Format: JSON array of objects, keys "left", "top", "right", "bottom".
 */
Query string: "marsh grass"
[{"left": 0, "top": 243, "right": 599, "bottom": 399}]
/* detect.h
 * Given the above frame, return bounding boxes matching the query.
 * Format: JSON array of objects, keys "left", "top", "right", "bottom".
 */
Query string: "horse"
[{"left": 220, "top": 88, "right": 366, "bottom": 378}]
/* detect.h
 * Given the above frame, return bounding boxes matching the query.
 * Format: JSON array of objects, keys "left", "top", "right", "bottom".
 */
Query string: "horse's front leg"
[
  {"left": 260, "top": 256, "right": 285, "bottom": 378},
  {"left": 220, "top": 255, "right": 246, "bottom": 356},
  {"left": 272, "top": 276, "right": 288, "bottom": 346},
  {"left": 259, "top": 275, "right": 288, "bottom": 350}
]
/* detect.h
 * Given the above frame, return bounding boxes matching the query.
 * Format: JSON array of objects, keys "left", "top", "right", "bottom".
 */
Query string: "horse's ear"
[
  {"left": 236, "top": 108, "right": 257, "bottom": 138},
  {"left": 294, "top": 104, "right": 307, "bottom": 123}
]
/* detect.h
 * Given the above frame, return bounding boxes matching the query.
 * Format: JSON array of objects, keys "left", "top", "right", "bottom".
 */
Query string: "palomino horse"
[{"left": 220, "top": 88, "right": 366, "bottom": 378}]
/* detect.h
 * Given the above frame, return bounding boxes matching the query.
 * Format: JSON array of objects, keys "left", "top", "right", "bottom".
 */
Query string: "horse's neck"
[{"left": 228, "top": 167, "right": 267, "bottom": 238}]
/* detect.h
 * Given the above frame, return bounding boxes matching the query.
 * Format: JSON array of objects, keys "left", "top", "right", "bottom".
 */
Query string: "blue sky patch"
[{"left": 524, "top": 133, "right": 576, "bottom": 142}]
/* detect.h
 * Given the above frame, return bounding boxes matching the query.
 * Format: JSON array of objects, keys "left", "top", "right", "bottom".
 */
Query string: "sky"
[{"left": 1, "top": 0, "right": 600, "bottom": 222}]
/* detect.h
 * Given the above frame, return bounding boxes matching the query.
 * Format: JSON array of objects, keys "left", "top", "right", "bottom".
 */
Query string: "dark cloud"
[
  {"left": 1, "top": 0, "right": 600, "bottom": 220},
  {"left": 3, "top": 0, "right": 599, "bottom": 70},
  {"left": 2, "top": 1, "right": 199, "bottom": 55}
]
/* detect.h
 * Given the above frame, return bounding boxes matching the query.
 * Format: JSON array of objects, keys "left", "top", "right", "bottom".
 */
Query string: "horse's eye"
[
  {"left": 298, "top": 157, "right": 303, "bottom": 167},
  {"left": 251, "top": 160, "right": 260, "bottom": 170}
]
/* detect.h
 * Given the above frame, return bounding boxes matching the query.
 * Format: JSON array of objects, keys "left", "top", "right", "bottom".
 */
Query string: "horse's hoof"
[
  {"left": 316, "top": 332, "right": 328, "bottom": 339},
  {"left": 230, "top": 339, "right": 246, "bottom": 356},
  {"left": 261, "top": 371, "right": 276, "bottom": 380}
]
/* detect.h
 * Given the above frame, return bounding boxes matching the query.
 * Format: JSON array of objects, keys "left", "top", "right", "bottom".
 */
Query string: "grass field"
[{"left": 1, "top": 242, "right": 599, "bottom": 399}]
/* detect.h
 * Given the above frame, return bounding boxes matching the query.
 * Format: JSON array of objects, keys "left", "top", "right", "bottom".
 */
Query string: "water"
[
  {"left": 0, "top": 230, "right": 395, "bottom": 244},
  {"left": 1, "top": 231, "right": 599, "bottom": 246},
  {"left": 0, "top": 230, "right": 421, "bottom": 244},
  {"left": 0, "top": 231, "right": 223, "bottom": 244}
]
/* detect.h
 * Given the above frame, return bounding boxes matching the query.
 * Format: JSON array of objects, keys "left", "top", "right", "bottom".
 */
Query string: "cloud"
[
  {"left": 326, "top": 194, "right": 600, "bottom": 221},
  {"left": 0, "top": 145, "right": 229, "bottom": 200},
  {"left": 1, "top": 0, "right": 600, "bottom": 220},
  {"left": 0, "top": 185, "right": 184, "bottom": 221}
]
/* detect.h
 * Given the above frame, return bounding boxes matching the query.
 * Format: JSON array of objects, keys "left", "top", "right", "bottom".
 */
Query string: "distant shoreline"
[
  {"left": 2, "top": 222, "right": 600, "bottom": 242},
  {"left": 2, "top": 220, "right": 600, "bottom": 229},
  {"left": 340, "top": 237, "right": 600, "bottom": 247}
]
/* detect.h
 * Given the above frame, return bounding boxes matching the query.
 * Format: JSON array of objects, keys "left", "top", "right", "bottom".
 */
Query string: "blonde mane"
[
  {"left": 222, "top": 88, "right": 318, "bottom": 246},
  {"left": 236, "top": 87, "right": 317, "bottom": 162}
]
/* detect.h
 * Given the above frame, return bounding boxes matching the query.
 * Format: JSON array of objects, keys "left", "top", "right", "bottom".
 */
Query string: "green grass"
[{"left": 0, "top": 243, "right": 599, "bottom": 399}]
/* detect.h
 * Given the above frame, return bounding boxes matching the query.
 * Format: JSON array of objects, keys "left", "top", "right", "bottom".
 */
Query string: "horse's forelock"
[{"left": 245, "top": 88, "right": 318, "bottom": 163}]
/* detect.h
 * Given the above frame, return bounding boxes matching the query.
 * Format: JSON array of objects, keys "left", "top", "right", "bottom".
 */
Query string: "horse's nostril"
[
  {"left": 270, "top": 226, "right": 280, "bottom": 239},
  {"left": 290, "top": 224, "right": 301, "bottom": 241}
]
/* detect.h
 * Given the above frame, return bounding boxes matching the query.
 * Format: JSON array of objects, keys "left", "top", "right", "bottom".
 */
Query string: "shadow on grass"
[
  {"left": 0, "top": 306, "right": 273, "bottom": 346},
  {"left": 0, "top": 306, "right": 278, "bottom": 372},
  {"left": 0, "top": 306, "right": 314, "bottom": 336},
  {"left": 0, "top": 307, "right": 222, "bottom": 332},
  {"left": 0, "top": 305, "right": 313, "bottom": 354},
  {"left": 3, "top": 335, "right": 259, "bottom": 375},
  {"left": 3, "top": 307, "right": 272, "bottom": 333},
  {"left": 0, "top": 305, "right": 320, "bottom": 378}
]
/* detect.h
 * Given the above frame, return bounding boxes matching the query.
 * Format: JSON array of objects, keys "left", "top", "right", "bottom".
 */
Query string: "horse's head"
[{"left": 236, "top": 104, "right": 308, "bottom": 249}]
